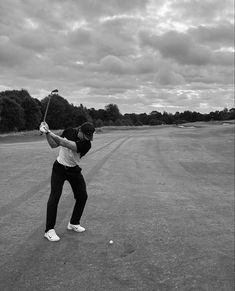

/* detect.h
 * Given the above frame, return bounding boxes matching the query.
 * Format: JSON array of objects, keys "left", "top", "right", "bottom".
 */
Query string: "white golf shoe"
[
  {"left": 67, "top": 222, "right": 85, "bottom": 232},
  {"left": 44, "top": 229, "right": 60, "bottom": 242}
]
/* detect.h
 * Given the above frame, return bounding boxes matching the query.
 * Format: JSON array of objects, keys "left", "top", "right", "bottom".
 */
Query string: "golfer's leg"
[
  {"left": 68, "top": 172, "right": 88, "bottom": 225},
  {"left": 45, "top": 163, "right": 65, "bottom": 232}
]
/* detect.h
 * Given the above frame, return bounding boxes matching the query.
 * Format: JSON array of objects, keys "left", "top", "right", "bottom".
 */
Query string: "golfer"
[{"left": 39, "top": 121, "right": 95, "bottom": 242}]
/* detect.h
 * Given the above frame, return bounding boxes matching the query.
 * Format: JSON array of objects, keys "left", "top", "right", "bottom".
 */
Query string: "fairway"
[{"left": 0, "top": 123, "right": 234, "bottom": 290}]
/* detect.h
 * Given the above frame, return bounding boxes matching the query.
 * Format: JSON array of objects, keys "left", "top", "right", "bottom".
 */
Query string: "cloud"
[
  {"left": 156, "top": 67, "right": 186, "bottom": 86},
  {"left": 66, "top": 0, "right": 148, "bottom": 19},
  {"left": 0, "top": 37, "right": 30, "bottom": 67},
  {"left": 139, "top": 30, "right": 212, "bottom": 65},
  {"left": 0, "top": 0, "right": 234, "bottom": 114},
  {"left": 188, "top": 22, "right": 234, "bottom": 48},
  {"left": 82, "top": 76, "right": 137, "bottom": 91},
  {"left": 99, "top": 55, "right": 126, "bottom": 74},
  {"left": 211, "top": 51, "right": 234, "bottom": 66},
  {"left": 169, "top": 0, "right": 234, "bottom": 23},
  {"left": 12, "top": 30, "right": 58, "bottom": 52},
  {"left": 97, "top": 54, "right": 161, "bottom": 76}
]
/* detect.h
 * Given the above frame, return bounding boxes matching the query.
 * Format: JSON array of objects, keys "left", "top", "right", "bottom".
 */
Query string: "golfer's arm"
[
  {"left": 45, "top": 132, "right": 59, "bottom": 148},
  {"left": 47, "top": 132, "right": 77, "bottom": 151}
]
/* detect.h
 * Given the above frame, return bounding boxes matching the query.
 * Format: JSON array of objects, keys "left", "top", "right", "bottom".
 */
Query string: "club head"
[{"left": 51, "top": 89, "right": 58, "bottom": 94}]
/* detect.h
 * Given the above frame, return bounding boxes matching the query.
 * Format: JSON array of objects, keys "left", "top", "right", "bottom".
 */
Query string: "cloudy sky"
[{"left": 0, "top": 0, "right": 234, "bottom": 114}]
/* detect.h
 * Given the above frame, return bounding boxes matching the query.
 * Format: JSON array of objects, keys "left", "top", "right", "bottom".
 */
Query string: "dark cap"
[{"left": 80, "top": 122, "right": 95, "bottom": 137}]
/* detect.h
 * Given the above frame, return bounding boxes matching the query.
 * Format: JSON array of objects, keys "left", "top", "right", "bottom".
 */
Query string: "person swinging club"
[{"left": 39, "top": 121, "right": 95, "bottom": 242}]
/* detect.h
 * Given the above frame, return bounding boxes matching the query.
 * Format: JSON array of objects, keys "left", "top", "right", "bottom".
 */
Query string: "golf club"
[
  {"left": 43, "top": 89, "right": 58, "bottom": 122},
  {"left": 40, "top": 89, "right": 58, "bottom": 135}
]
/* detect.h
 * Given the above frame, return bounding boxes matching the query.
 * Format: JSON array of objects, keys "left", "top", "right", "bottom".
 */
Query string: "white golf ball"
[{"left": 109, "top": 240, "right": 113, "bottom": 244}]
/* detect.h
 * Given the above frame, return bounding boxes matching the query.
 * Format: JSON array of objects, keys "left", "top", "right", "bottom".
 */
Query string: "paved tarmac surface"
[{"left": 0, "top": 123, "right": 234, "bottom": 290}]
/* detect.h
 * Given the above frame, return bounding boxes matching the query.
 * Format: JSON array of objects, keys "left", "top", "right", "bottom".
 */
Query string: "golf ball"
[{"left": 109, "top": 240, "right": 113, "bottom": 244}]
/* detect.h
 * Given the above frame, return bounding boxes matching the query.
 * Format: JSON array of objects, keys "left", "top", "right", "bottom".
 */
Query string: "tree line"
[{"left": 0, "top": 89, "right": 234, "bottom": 133}]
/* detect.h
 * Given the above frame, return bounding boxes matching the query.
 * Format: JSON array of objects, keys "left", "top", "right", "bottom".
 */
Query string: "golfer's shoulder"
[{"left": 61, "top": 127, "right": 77, "bottom": 141}]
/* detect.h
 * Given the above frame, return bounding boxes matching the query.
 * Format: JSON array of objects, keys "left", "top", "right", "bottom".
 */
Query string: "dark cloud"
[
  {"left": 188, "top": 22, "right": 234, "bottom": 48},
  {"left": 211, "top": 51, "right": 234, "bottom": 67},
  {"left": 139, "top": 30, "right": 212, "bottom": 65}
]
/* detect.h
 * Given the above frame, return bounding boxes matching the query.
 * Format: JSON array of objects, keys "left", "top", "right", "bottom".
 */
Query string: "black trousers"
[{"left": 45, "top": 160, "right": 88, "bottom": 232}]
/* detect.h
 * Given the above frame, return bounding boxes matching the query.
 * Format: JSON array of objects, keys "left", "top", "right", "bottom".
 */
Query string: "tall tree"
[
  {"left": 105, "top": 104, "right": 121, "bottom": 122},
  {"left": 22, "top": 98, "right": 42, "bottom": 130},
  {"left": 149, "top": 111, "right": 162, "bottom": 125},
  {"left": 0, "top": 97, "right": 25, "bottom": 132},
  {"left": 40, "top": 95, "right": 71, "bottom": 129}
]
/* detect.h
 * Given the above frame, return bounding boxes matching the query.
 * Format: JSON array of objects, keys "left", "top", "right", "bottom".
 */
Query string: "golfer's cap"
[{"left": 80, "top": 122, "right": 95, "bottom": 137}]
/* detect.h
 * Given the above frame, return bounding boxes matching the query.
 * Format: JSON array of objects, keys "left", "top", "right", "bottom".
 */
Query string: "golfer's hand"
[
  {"left": 39, "top": 125, "right": 48, "bottom": 134},
  {"left": 40, "top": 121, "right": 49, "bottom": 128},
  {"left": 39, "top": 122, "right": 50, "bottom": 134}
]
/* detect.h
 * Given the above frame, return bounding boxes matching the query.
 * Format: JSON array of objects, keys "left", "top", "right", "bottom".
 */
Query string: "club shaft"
[{"left": 43, "top": 96, "right": 52, "bottom": 121}]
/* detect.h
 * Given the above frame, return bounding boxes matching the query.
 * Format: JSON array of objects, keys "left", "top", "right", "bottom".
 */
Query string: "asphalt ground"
[{"left": 0, "top": 122, "right": 234, "bottom": 291}]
